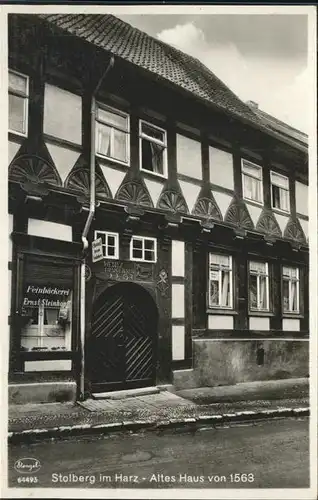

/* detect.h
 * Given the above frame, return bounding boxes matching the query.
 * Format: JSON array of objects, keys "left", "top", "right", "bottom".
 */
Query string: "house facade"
[{"left": 8, "top": 14, "right": 309, "bottom": 403}]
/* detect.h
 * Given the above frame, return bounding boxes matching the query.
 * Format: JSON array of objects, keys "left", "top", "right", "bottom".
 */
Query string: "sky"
[{"left": 119, "top": 14, "right": 310, "bottom": 133}]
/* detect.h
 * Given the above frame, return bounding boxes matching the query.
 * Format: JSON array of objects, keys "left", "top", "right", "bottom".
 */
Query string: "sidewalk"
[{"left": 8, "top": 378, "right": 309, "bottom": 443}]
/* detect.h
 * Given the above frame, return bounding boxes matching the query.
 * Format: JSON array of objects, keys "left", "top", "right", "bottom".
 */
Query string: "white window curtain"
[{"left": 221, "top": 271, "right": 230, "bottom": 306}]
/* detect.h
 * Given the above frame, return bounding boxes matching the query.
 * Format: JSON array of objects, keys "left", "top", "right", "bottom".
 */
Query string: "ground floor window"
[
  {"left": 130, "top": 236, "right": 157, "bottom": 263},
  {"left": 20, "top": 256, "right": 73, "bottom": 351},
  {"left": 208, "top": 253, "right": 233, "bottom": 309},
  {"left": 282, "top": 266, "right": 300, "bottom": 314},
  {"left": 249, "top": 261, "right": 269, "bottom": 312}
]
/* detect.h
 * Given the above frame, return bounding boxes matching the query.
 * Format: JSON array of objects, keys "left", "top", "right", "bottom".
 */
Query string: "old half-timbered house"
[{"left": 8, "top": 14, "right": 309, "bottom": 403}]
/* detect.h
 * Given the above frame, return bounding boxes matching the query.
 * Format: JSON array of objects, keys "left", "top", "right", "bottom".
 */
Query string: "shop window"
[
  {"left": 20, "top": 257, "right": 73, "bottom": 352},
  {"left": 130, "top": 236, "right": 157, "bottom": 263},
  {"left": 96, "top": 104, "right": 130, "bottom": 164},
  {"left": 242, "top": 159, "right": 263, "bottom": 204},
  {"left": 282, "top": 266, "right": 300, "bottom": 314},
  {"left": 270, "top": 171, "right": 290, "bottom": 212},
  {"left": 249, "top": 261, "right": 269, "bottom": 312},
  {"left": 139, "top": 120, "right": 167, "bottom": 177},
  {"left": 94, "top": 231, "right": 119, "bottom": 259},
  {"left": 9, "top": 70, "right": 29, "bottom": 136},
  {"left": 208, "top": 254, "right": 233, "bottom": 309}
]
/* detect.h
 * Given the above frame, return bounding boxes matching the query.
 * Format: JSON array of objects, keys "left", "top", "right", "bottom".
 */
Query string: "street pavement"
[{"left": 8, "top": 417, "right": 309, "bottom": 489}]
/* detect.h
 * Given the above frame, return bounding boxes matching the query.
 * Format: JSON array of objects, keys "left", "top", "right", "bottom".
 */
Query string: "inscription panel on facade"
[{"left": 94, "top": 260, "right": 154, "bottom": 282}]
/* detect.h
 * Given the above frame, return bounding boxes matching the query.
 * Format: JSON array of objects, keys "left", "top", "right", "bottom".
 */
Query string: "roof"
[
  {"left": 36, "top": 13, "right": 307, "bottom": 153},
  {"left": 251, "top": 107, "right": 308, "bottom": 147}
]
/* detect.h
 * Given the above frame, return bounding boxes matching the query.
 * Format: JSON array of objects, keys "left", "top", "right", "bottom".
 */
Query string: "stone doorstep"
[
  {"left": 92, "top": 386, "right": 160, "bottom": 400},
  {"left": 8, "top": 407, "right": 310, "bottom": 443}
]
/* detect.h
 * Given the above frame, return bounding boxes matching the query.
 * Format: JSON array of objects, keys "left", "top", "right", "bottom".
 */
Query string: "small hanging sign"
[{"left": 92, "top": 237, "right": 104, "bottom": 263}]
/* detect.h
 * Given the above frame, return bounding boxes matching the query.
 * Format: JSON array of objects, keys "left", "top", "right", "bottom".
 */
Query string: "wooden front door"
[{"left": 87, "top": 283, "right": 157, "bottom": 393}]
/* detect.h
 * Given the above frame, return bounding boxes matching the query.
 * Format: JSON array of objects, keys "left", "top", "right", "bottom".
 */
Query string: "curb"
[{"left": 8, "top": 407, "right": 309, "bottom": 444}]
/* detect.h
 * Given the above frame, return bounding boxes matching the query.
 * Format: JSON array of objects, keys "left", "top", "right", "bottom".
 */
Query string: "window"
[
  {"left": 271, "top": 171, "right": 290, "bottom": 212},
  {"left": 249, "top": 261, "right": 269, "bottom": 311},
  {"left": 20, "top": 257, "right": 73, "bottom": 352},
  {"left": 130, "top": 236, "right": 157, "bottom": 263},
  {"left": 96, "top": 105, "right": 130, "bottom": 164},
  {"left": 140, "top": 120, "right": 167, "bottom": 177},
  {"left": 208, "top": 254, "right": 233, "bottom": 309},
  {"left": 242, "top": 159, "right": 263, "bottom": 204},
  {"left": 9, "top": 70, "right": 29, "bottom": 136},
  {"left": 94, "top": 231, "right": 119, "bottom": 259},
  {"left": 282, "top": 266, "right": 300, "bottom": 314}
]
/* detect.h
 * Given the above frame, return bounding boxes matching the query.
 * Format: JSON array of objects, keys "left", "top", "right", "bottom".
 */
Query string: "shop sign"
[
  {"left": 92, "top": 237, "right": 104, "bottom": 263},
  {"left": 22, "top": 284, "right": 71, "bottom": 309}
]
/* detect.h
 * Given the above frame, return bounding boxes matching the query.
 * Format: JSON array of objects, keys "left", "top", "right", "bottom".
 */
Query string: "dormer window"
[{"left": 139, "top": 120, "right": 167, "bottom": 178}]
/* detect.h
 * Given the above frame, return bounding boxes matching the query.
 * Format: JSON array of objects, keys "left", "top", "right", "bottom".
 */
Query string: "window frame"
[
  {"left": 94, "top": 230, "right": 119, "bottom": 260},
  {"left": 130, "top": 235, "right": 157, "bottom": 263},
  {"left": 270, "top": 170, "right": 290, "bottom": 213},
  {"left": 282, "top": 265, "right": 300, "bottom": 315},
  {"left": 241, "top": 159, "right": 264, "bottom": 205},
  {"left": 248, "top": 260, "right": 270, "bottom": 312},
  {"left": 95, "top": 103, "right": 130, "bottom": 166},
  {"left": 208, "top": 253, "right": 233, "bottom": 310},
  {"left": 139, "top": 119, "right": 168, "bottom": 179},
  {"left": 8, "top": 69, "right": 29, "bottom": 137}
]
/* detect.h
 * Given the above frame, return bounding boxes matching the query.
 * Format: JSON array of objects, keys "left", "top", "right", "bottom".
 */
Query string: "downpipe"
[{"left": 79, "top": 56, "right": 115, "bottom": 400}]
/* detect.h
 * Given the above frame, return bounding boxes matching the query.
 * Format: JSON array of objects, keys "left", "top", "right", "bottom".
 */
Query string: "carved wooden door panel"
[{"left": 87, "top": 283, "right": 157, "bottom": 393}]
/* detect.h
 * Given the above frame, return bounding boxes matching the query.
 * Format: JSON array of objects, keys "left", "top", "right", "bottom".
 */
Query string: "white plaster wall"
[
  {"left": 249, "top": 317, "right": 270, "bottom": 331},
  {"left": 172, "top": 325, "right": 185, "bottom": 361},
  {"left": 172, "top": 240, "right": 185, "bottom": 277},
  {"left": 8, "top": 141, "right": 20, "bottom": 164},
  {"left": 275, "top": 213, "right": 289, "bottom": 234},
  {"left": 24, "top": 360, "right": 72, "bottom": 372},
  {"left": 212, "top": 191, "right": 232, "bottom": 218},
  {"left": 176, "top": 134, "right": 202, "bottom": 180},
  {"left": 208, "top": 315, "right": 233, "bottom": 329},
  {"left": 179, "top": 181, "right": 200, "bottom": 213},
  {"left": 209, "top": 147, "right": 234, "bottom": 190},
  {"left": 295, "top": 181, "right": 308, "bottom": 217},
  {"left": 172, "top": 284, "right": 185, "bottom": 318},
  {"left": 282, "top": 318, "right": 300, "bottom": 331},
  {"left": 44, "top": 84, "right": 82, "bottom": 145},
  {"left": 144, "top": 178, "right": 164, "bottom": 207},
  {"left": 299, "top": 219, "right": 308, "bottom": 240},
  {"left": 28, "top": 219, "right": 72, "bottom": 242},
  {"left": 100, "top": 164, "right": 126, "bottom": 199},
  {"left": 46, "top": 143, "right": 80, "bottom": 184},
  {"left": 246, "top": 203, "right": 262, "bottom": 227}
]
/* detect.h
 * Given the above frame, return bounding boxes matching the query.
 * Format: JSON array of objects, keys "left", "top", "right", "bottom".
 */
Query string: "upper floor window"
[
  {"left": 139, "top": 120, "right": 167, "bottom": 178},
  {"left": 242, "top": 159, "right": 263, "bottom": 204},
  {"left": 282, "top": 266, "right": 299, "bottom": 314},
  {"left": 249, "top": 261, "right": 269, "bottom": 312},
  {"left": 270, "top": 171, "right": 290, "bottom": 213},
  {"left": 96, "top": 105, "right": 130, "bottom": 165},
  {"left": 9, "top": 70, "right": 29, "bottom": 136},
  {"left": 130, "top": 236, "right": 157, "bottom": 263},
  {"left": 94, "top": 231, "right": 119, "bottom": 260},
  {"left": 208, "top": 254, "right": 233, "bottom": 309}
]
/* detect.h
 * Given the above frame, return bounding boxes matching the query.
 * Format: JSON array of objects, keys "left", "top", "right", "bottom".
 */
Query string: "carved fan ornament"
[
  {"left": 284, "top": 218, "right": 307, "bottom": 245},
  {"left": 9, "top": 154, "right": 62, "bottom": 186},
  {"left": 157, "top": 190, "right": 188, "bottom": 214},
  {"left": 256, "top": 210, "right": 282, "bottom": 238},
  {"left": 192, "top": 196, "right": 222, "bottom": 221},
  {"left": 66, "top": 168, "right": 111, "bottom": 201},
  {"left": 224, "top": 198, "right": 254, "bottom": 230},
  {"left": 116, "top": 180, "right": 153, "bottom": 208}
]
